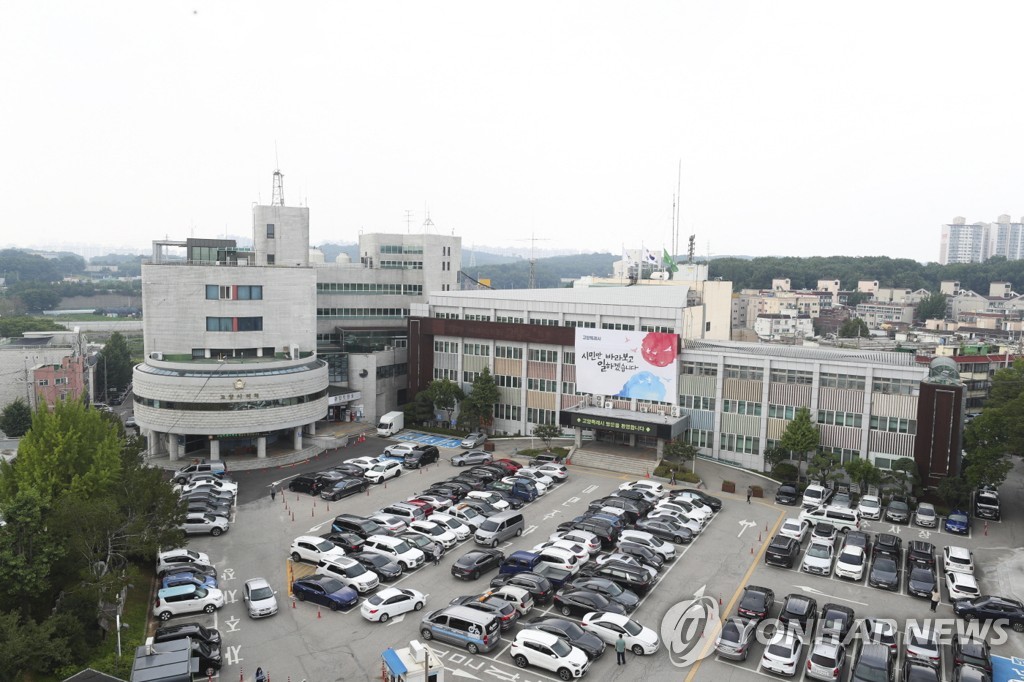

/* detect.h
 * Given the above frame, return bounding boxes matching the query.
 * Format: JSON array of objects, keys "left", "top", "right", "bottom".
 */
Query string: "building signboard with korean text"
[{"left": 575, "top": 329, "right": 680, "bottom": 401}]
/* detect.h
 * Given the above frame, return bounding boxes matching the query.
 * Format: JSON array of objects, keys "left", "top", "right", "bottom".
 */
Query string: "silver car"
[
  {"left": 715, "top": 617, "right": 758, "bottom": 660},
  {"left": 806, "top": 637, "right": 846, "bottom": 681},
  {"left": 460, "top": 432, "right": 488, "bottom": 448},
  {"left": 451, "top": 450, "right": 493, "bottom": 467},
  {"left": 181, "top": 512, "right": 229, "bottom": 536},
  {"left": 243, "top": 578, "right": 278, "bottom": 618}
]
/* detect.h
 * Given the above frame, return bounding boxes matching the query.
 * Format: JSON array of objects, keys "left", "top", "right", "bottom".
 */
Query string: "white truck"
[{"left": 376, "top": 411, "right": 405, "bottom": 437}]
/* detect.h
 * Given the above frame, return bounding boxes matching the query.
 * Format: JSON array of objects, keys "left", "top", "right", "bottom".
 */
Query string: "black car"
[
  {"left": 633, "top": 517, "right": 693, "bottom": 544},
  {"left": 904, "top": 660, "right": 941, "bottom": 682},
  {"left": 589, "top": 496, "right": 644, "bottom": 519},
  {"left": 907, "top": 563, "right": 937, "bottom": 598},
  {"left": 423, "top": 486, "right": 464, "bottom": 503},
  {"left": 291, "top": 574, "right": 358, "bottom": 611},
  {"left": 451, "top": 549, "right": 505, "bottom": 580},
  {"left": 579, "top": 561, "right": 654, "bottom": 595},
  {"left": 460, "top": 499, "right": 501, "bottom": 518},
  {"left": 320, "top": 477, "right": 369, "bottom": 501},
  {"left": 778, "top": 594, "right": 818, "bottom": 635},
  {"left": 953, "top": 595, "right": 1024, "bottom": 632},
  {"left": 553, "top": 589, "right": 627, "bottom": 618},
  {"left": 775, "top": 483, "right": 800, "bottom": 506},
  {"left": 488, "top": 490, "right": 525, "bottom": 510},
  {"left": 764, "top": 535, "right": 801, "bottom": 568},
  {"left": 557, "top": 518, "right": 620, "bottom": 548},
  {"left": 611, "top": 489, "right": 656, "bottom": 514},
  {"left": 820, "top": 603, "right": 856, "bottom": 640},
  {"left": 737, "top": 585, "right": 775, "bottom": 621},
  {"left": 404, "top": 446, "right": 440, "bottom": 469},
  {"left": 433, "top": 480, "right": 474, "bottom": 496},
  {"left": 524, "top": 617, "right": 606, "bottom": 660},
  {"left": 449, "top": 475, "right": 487, "bottom": 491},
  {"left": 680, "top": 488, "right": 723, "bottom": 512},
  {"left": 153, "top": 621, "right": 222, "bottom": 648},
  {"left": 954, "top": 666, "right": 991, "bottom": 682},
  {"left": 489, "top": 571, "right": 554, "bottom": 604},
  {"left": 449, "top": 594, "right": 519, "bottom": 631},
  {"left": 567, "top": 576, "right": 640, "bottom": 612},
  {"left": 331, "top": 513, "right": 392, "bottom": 539},
  {"left": 465, "top": 467, "right": 501, "bottom": 483},
  {"left": 348, "top": 551, "right": 404, "bottom": 581},
  {"left": 885, "top": 496, "right": 911, "bottom": 524},
  {"left": 853, "top": 643, "right": 893, "bottom": 682},
  {"left": 906, "top": 541, "right": 936, "bottom": 568},
  {"left": 616, "top": 542, "right": 665, "bottom": 570},
  {"left": 288, "top": 474, "right": 324, "bottom": 495},
  {"left": 873, "top": 533, "right": 902, "bottom": 559},
  {"left": 185, "top": 499, "right": 231, "bottom": 517},
  {"left": 952, "top": 634, "right": 992, "bottom": 672},
  {"left": 320, "top": 531, "right": 364, "bottom": 553},
  {"left": 331, "top": 463, "right": 367, "bottom": 478},
  {"left": 868, "top": 556, "right": 900, "bottom": 591}
]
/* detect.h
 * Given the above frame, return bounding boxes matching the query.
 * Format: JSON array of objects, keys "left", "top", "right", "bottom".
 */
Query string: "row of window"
[
  {"left": 601, "top": 322, "right": 635, "bottom": 331},
  {"left": 37, "top": 377, "right": 69, "bottom": 386},
  {"left": 379, "top": 244, "right": 423, "bottom": 254},
  {"left": 681, "top": 395, "right": 716, "bottom": 411},
  {"left": 435, "top": 341, "right": 459, "bottom": 353},
  {"left": 206, "top": 317, "right": 264, "bottom": 332},
  {"left": 565, "top": 320, "right": 596, "bottom": 328},
  {"left": 720, "top": 433, "right": 760, "bottom": 454},
  {"left": 820, "top": 372, "right": 867, "bottom": 390},
  {"left": 464, "top": 343, "right": 490, "bottom": 356},
  {"left": 433, "top": 368, "right": 458, "bottom": 381},
  {"left": 495, "top": 375, "right": 521, "bottom": 388},
  {"left": 527, "top": 407, "right": 556, "bottom": 425},
  {"left": 317, "top": 308, "right": 410, "bottom": 318},
  {"left": 496, "top": 316, "right": 524, "bottom": 324},
  {"left": 641, "top": 325, "right": 675, "bottom": 333},
  {"left": 316, "top": 282, "right": 422, "bottom": 295},
  {"left": 379, "top": 260, "right": 423, "bottom": 270},
  {"left": 495, "top": 346, "right": 522, "bottom": 359},
  {"left": 529, "top": 349, "right": 558, "bottom": 363},
  {"left": 494, "top": 403, "right": 521, "bottom": 421},
  {"left": 817, "top": 410, "right": 864, "bottom": 428},
  {"left": 723, "top": 399, "right": 762, "bottom": 416},
  {"left": 136, "top": 389, "right": 327, "bottom": 412},
  {"left": 530, "top": 318, "right": 559, "bottom": 326},
  {"left": 725, "top": 364, "right": 764, "bottom": 381},
  {"left": 206, "top": 285, "right": 263, "bottom": 301},
  {"left": 527, "top": 378, "right": 557, "bottom": 392},
  {"left": 770, "top": 368, "right": 813, "bottom": 385},
  {"left": 377, "top": 363, "right": 407, "bottom": 380},
  {"left": 870, "top": 416, "right": 917, "bottom": 434}
]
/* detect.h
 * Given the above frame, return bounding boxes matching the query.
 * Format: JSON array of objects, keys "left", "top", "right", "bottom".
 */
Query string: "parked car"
[
  {"left": 775, "top": 483, "right": 800, "bottom": 506},
  {"left": 315, "top": 556, "right": 380, "bottom": 593},
  {"left": 243, "top": 577, "right": 278, "bottom": 618},
  {"left": 364, "top": 460, "right": 403, "bottom": 484},
  {"left": 360, "top": 587, "right": 427, "bottom": 622},
  {"left": 906, "top": 563, "right": 938, "bottom": 599},
  {"left": 737, "top": 585, "right": 775, "bottom": 622},
  {"left": 807, "top": 637, "right": 847, "bottom": 682},
  {"left": 857, "top": 494, "right": 883, "bottom": 520},
  {"left": 760, "top": 628, "right": 805, "bottom": 676},
  {"left": 715, "top": 616, "right": 758, "bottom": 661},
  {"left": 951, "top": 634, "right": 992, "bottom": 672},
  {"left": 523, "top": 617, "right": 606, "bottom": 660},
  {"left": 181, "top": 512, "right": 229, "bottom": 536},
  {"left": 288, "top": 473, "right": 325, "bottom": 495},
  {"left": 905, "top": 623, "right": 941, "bottom": 667},
  {"left": 943, "top": 545, "right": 975, "bottom": 574},
  {"left": 404, "top": 446, "right": 440, "bottom": 469},
  {"left": 945, "top": 509, "right": 971, "bottom": 535},
  {"left": 868, "top": 555, "right": 901, "bottom": 591},
  {"left": 819, "top": 603, "right": 856, "bottom": 640},
  {"left": 567, "top": 576, "right": 640, "bottom": 612},
  {"left": 291, "top": 574, "right": 359, "bottom": 611},
  {"left": 764, "top": 535, "right": 801, "bottom": 568},
  {"left": 460, "top": 432, "right": 488, "bottom": 448},
  {"left": 853, "top": 643, "right": 893, "bottom": 682},
  {"left": 778, "top": 594, "right": 818, "bottom": 634},
  {"left": 153, "top": 584, "right": 225, "bottom": 621},
  {"left": 156, "top": 549, "right": 213, "bottom": 576},
  {"left": 885, "top": 496, "right": 911, "bottom": 524},
  {"left": 452, "top": 549, "right": 505, "bottom": 580},
  {"left": 290, "top": 535, "right": 346, "bottom": 564},
  {"left": 801, "top": 540, "right": 835, "bottom": 576},
  {"left": 633, "top": 517, "right": 693, "bottom": 544},
  {"left": 452, "top": 450, "right": 493, "bottom": 467},
  {"left": 953, "top": 595, "right": 1024, "bottom": 632},
  {"left": 834, "top": 546, "right": 866, "bottom": 581},
  {"left": 553, "top": 588, "right": 626, "bottom": 618},
  {"left": 779, "top": 518, "right": 810, "bottom": 543},
  {"left": 348, "top": 551, "right": 404, "bottom": 581},
  {"left": 490, "top": 572, "right": 554, "bottom": 605},
  {"left": 914, "top": 502, "right": 939, "bottom": 528},
  {"left": 320, "top": 477, "right": 368, "bottom": 501},
  {"left": 580, "top": 612, "right": 661, "bottom": 656},
  {"left": 509, "top": 629, "right": 591, "bottom": 680}
]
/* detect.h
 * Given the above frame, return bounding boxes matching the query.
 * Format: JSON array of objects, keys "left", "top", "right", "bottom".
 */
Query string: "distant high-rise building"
[
  {"left": 939, "top": 217, "right": 990, "bottom": 264},
  {"left": 987, "top": 214, "right": 1024, "bottom": 261}
]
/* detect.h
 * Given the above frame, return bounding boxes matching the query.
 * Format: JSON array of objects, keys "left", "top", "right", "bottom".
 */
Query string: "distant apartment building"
[
  {"left": 940, "top": 217, "right": 990, "bottom": 264},
  {"left": 753, "top": 314, "right": 814, "bottom": 341},
  {"left": 855, "top": 302, "right": 916, "bottom": 329},
  {"left": 987, "top": 215, "right": 1024, "bottom": 260},
  {"left": 0, "top": 330, "right": 84, "bottom": 413}
]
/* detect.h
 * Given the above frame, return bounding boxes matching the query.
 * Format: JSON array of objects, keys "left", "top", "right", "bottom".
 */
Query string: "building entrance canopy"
[{"left": 559, "top": 404, "right": 688, "bottom": 440}]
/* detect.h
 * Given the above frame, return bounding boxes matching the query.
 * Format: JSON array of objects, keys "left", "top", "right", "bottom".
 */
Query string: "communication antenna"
[
  {"left": 271, "top": 169, "right": 285, "bottom": 207},
  {"left": 404, "top": 210, "right": 414, "bottom": 233},
  {"left": 513, "top": 233, "right": 551, "bottom": 289},
  {"left": 687, "top": 234, "right": 696, "bottom": 264}
]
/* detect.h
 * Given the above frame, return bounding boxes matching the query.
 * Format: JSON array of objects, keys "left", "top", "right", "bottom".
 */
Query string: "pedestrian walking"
[
  {"left": 270, "top": 486, "right": 276, "bottom": 501},
  {"left": 670, "top": 469, "right": 677, "bottom": 485},
  {"left": 746, "top": 486, "right": 753, "bottom": 504},
  {"left": 930, "top": 587, "right": 940, "bottom": 612},
  {"left": 433, "top": 546, "right": 442, "bottom": 567},
  {"left": 615, "top": 634, "right": 626, "bottom": 665}
]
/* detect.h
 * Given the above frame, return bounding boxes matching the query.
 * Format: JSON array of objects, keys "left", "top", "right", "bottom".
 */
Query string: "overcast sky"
[{"left": 2, "top": 2, "right": 1023, "bottom": 262}]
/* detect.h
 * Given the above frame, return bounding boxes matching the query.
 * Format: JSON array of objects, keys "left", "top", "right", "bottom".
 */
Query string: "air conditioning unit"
[
  {"left": 594, "top": 395, "right": 605, "bottom": 405},
  {"left": 149, "top": 352, "right": 164, "bottom": 361},
  {"left": 640, "top": 406, "right": 649, "bottom": 413},
  {"left": 671, "top": 406, "right": 681, "bottom": 418},
  {"left": 604, "top": 401, "right": 614, "bottom": 409}
]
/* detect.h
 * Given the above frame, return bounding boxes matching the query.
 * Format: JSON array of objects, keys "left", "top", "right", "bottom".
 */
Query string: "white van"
[
  {"left": 799, "top": 505, "right": 861, "bottom": 533},
  {"left": 801, "top": 484, "right": 832, "bottom": 509}
]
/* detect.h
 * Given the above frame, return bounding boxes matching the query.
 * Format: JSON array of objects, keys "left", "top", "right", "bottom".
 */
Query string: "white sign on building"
[{"left": 575, "top": 329, "right": 680, "bottom": 402}]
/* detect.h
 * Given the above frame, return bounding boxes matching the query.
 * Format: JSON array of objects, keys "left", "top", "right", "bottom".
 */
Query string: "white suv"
[
  {"left": 857, "top": 494, "right": 882, "bottom": 520},
  {"left": 290, "top": 535, "right": 347, "bottom": 564},
  {"left": 362, "top": 534, "right": 425, "bottom": 570},
  {"left": 316, "top": 556, "right": 380, "bottom": 593},
  {"left": 153, "top": 584, "right": 225, "bottom": 621},
  {"left": 510, "top": 629, "right": 590, "bottom": 679},
  {"left": 407, "top": 520, "right": 458, "bottom": 549},
  {"left": 156, "top": 549, "right": 213, "bottom": 576}
]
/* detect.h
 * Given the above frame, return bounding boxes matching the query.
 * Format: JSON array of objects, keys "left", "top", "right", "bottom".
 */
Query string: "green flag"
[{"left": 662, "top": 249, "right": 678, "bottom": 273}]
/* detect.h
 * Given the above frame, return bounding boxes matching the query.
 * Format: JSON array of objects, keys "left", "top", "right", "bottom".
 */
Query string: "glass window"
[
  {"left": 206, "top": 285, "right": 218, "bottom": 300},
  {"left": 266, "top": 224, "right": 275, "bottom": 238}
]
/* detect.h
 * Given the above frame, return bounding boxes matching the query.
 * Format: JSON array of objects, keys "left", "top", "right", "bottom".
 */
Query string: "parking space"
[{"left": 392, "top": 431, "right": 465, "bottom": 448}]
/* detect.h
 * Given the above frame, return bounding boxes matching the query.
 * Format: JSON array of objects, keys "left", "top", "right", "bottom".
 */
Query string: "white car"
[
  {"left": 360, "top": 587, "right": 427, "bottom": 623},
  {"left": 834, "top": 545, "right": 866, "bottom": 581},
  {"left": 156, "top": 548, "right": 213, "bottom": 576},
  {"left": 243, "top": 577, "right": 278, "bottom": 618},
  {"left": 180, "top": 512, "right": 230, "bottom": 536},
  {"left": 857, "top": 495, "right": 882, "bottom": 520},
  {"left": 806, "top": 637, "right": 846, "bottom": 681},
  {"left": 503, "top": 476, "right": 548, "bottom": 496},
  {"left": 618, "top": 480, "right": 667, "bottom": 498},
  {"left": 646, "top": 509, "right": 702, "bottom": 534},
  {"left": 180, "top": 477, "right": 238, "bottom": 497},
  {"left": 536, "top": 546, "right": 581, "bottom": 574},
  {"left": 368, "top": 513, "right": 408, "bottom": 533},
  {"left": 488, "top": 585, "right": 534, "bottom": 616},
  {"left": 515, "top": 468, "right": 555, "bottom": 488},
  {"left": 407, "top": 520, "right": 458, "bottom": 549},
  {"left": 581, "top": 612, "right": 661, "bottom": 655},
  {"left": 670, "top": 489, "right": 713, "bottom": 510},
  {"left": 801, "top": 540, "right": 835, "bottom": 576},
  {"left": 945, "top": 571, "right": 980, "bottom": 601},
  {"left": 760, "top": 628, "right": 804, "bottom": 676},
  {"left": 410, "top": 495, "right": 453, "bottom": 511},
  {"left": 430, "top": 513, "right": 473, "bottom": 541},
  {"left": 510, "top": 629, "right": 590, "bottom": 679},
  {"left": 618, "top": 529, "right": 676, "bottom": 560},
  {"left": 531, "top": 540, "right": 589, "bottom": 563},
  {"left": 153, "top": 584, "right": 225, "bottom": 621},
  {"left": 779, "top": 518, "right": 810, "bottom": 543},
  {"left": 655, "top": 499, "right": 711, "bottom": 525},
  {"left": 914, "top": 502, "right": 938, "bottom": 528},
  {"left": 460, "top": 432, "right": 488, "bottom": 449},
  {"left": 316, "top": 556, "right": 380, "bottom": 593},
  {"left": 467, "top": 491, "right": 510, "bottom": 511},
  {"left": 550, "top": 529, "right": 602, "bottom": 554},
  {"left": 290, "top": 535, "right": 347, "bottom": 564},
  {"left": 362, "top": 534, "right": 425, "bottom": 570},
  {"left": 365, "top": 460, "right": 403, "bottom": 484},
  {"left": 942, "top": 545, "right": 975, "bottom": 574},
  {"left": 535, "top": 462, "right": 569, "bottom": 481},
  {"left": 383, "top": 443, "right": 420, "bottom": 457},
  {"left": 347, "top": 455, "right": 383, "bottom": 471}
]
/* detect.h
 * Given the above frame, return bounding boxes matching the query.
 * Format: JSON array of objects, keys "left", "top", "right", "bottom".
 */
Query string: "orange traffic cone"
[
  {"left": 317, "top": 606, "right": 322, "bottom": 619},
  {"left": 645, "top": 469, "right": 650, "bottom": 479}
]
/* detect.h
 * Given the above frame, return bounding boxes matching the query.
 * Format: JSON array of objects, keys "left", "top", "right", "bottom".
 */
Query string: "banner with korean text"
[{"left": 575, "top": 329, "right": 680, "bottom": 402}]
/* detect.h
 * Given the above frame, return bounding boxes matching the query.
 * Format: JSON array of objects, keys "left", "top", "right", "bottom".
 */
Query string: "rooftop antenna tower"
[
  {"left": 687, "top": 234, "right": 696, "bottom": 264},
  {"left": 513, "top": 233, "right": 550, "bottom": 289},
  {"left": 271, "top": 169, "right": 285, "bottom": 206},
  {"left": 404, "top": 210, "right": 414, "bottom": 233}
]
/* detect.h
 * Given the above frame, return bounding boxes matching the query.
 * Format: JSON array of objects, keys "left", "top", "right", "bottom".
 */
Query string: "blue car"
[
  {"left": 944, "top": 509, "right": 970, "bottom": 535},
  {"left": 291, "top": 574, "right": 359, "bottom": 611},
  {"left": 162, "top": 569, "right": 218, "bottom": 590}
]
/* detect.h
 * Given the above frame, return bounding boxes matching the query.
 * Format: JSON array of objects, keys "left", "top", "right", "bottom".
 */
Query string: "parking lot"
[{"left": 165, "top": 444, "right": 1024, "bottom": 682}]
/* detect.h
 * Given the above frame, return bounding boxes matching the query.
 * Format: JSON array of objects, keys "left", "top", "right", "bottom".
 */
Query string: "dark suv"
[
  {"left": 404, "top": 446, "right": 440, "bottom": 469},
  {"left": 288, "top": 474, "right": 324, "bottom": 495},
  {"left": 764, "top": 535, "right": 801, "bottom": 568},
  {"left": 778, "top": 594, "right": 818, "bottom": 635},
  {"left": 331, "top": 513, "right": 392, "bottom": 539},
  {"left": 905, "top": 541, "right": 936, "bottom": 568},
  {"left": 873, "top": 533, "right": 902, "bottom": 559},
  {"left": 775, "top": 483, "right": 800, "bottom": 506},
  {"left": 853, "top": 643, "right": 893, "bottom": 682}
]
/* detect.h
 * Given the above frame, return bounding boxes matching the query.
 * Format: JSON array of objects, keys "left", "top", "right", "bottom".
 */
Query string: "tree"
[
  {"left": 762, "top": 445, "right": 790, "bottom": 472},
  {"left": 0, "top": 398, "right": 32, "bottom": 438},
  {"left": 984, "top": 359, "right": 1024, "bottom": 408},
  {"left": 937, "top": 476, "right": 971, "bottom": 509},
  {"left": 96, "top": 332, "right": 134, "bottom": 400},
  {"left": 843, "top": 457, "right": 883, "bottom": 493},
  {"left": 887, "top": 457, "right": 920, "bottom": 495},
  {"left": 0, "top": 489, "right": 66, "bottom": 616},
  {"left": 460, "top": 368, "right": 500, "bottom": 432},
  {"left": 915, "top": 292, "right": 947, "bottom": 322},
  {"left": 838, "top": 318, "right": 869, "bottom": 338},
  {"left": 0, "top": 315, "right": 66, "bottom": 338},
  {"left": 806, "top": 450, "right": 842, "bottom": 484},
  {"left": 779, "top": 407, "right": 820, "bottom": 463},
  {"left": 409, "top": 391, "right": 435, "bottom": 426},
  {"left": 532, "top": 424, "right": 562, "bottom": 451},
  {"left": 663, "top": 439, "right": 698, "bottom": 466},
  {"left": 963, "top": 449, "right": 1013, "bottom": 489},
  {"left": 424, "top": 379, "right": 465, "bottom": 426}
]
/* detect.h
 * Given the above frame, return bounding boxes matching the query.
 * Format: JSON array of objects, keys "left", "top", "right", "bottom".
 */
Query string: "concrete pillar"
[
  {"left": 167, "top": 433, "right": 179, "bottom": 461},
  {"left": 574, "top": 428, "right": 582, "bottom": 448},
  {"left": 293, "top": 426, "right": 302, "bottom": 450},
  {"left": 257, "top": 436, "right": 267, "bottom": 459},
  {"left": 210, "top": 439, "right": 220, "bottom": 461},
  {"left": 307, "top": 421, "right": 316, "bottom": 435}
]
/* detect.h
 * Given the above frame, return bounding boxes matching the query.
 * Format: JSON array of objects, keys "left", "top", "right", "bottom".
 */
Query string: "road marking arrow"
[
  {"left": 450, "top": 670, "right": 482, "bottom": 679},
  {"left": 385, "top": 614, "right": 405, "bottom": 626},
  {"left": 792, "top": 585, "right": 868, "bottom": 606},
  {"left": 737, "top": 520, "right": 758, "bottom": 537}
]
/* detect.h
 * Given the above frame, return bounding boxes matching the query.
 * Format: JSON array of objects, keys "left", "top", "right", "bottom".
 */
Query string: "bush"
[
  {"left": 772, "top": 463, "right": 799, "bottom": 482},
  {"left": 679, "top": 471, "right": 700, "bottom": 484}
]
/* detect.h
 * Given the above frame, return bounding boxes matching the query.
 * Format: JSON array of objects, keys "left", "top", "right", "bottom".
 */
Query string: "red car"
[
  {"left": 490, "top": 459, "right": 522, "bottom": 474},
  {"left": 403, "top": 498, "right": 435, "bottom": 517}
]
